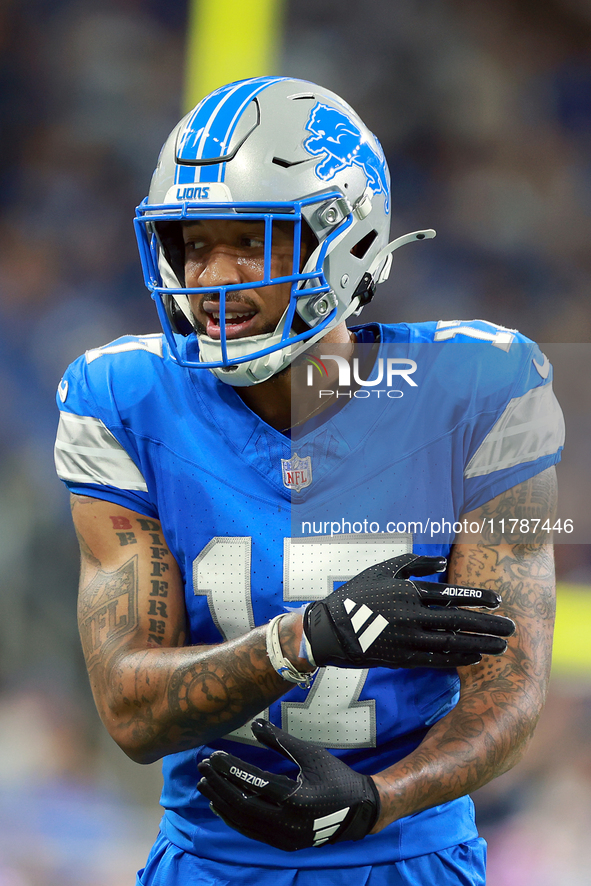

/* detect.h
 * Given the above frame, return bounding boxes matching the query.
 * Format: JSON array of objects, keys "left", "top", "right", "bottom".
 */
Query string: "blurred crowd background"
[{"left": 1, "top": 0, "right": 591, "bottom": 883}]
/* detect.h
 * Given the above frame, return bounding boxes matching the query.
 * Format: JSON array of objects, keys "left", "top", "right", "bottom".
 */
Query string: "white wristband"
[{"left": 266, "top": 614, "right": 317, "bottom": 690}]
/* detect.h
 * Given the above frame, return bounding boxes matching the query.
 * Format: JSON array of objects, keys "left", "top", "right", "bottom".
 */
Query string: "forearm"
[
  {"left": 72, "top": 496, "right": 313, "bottom": 762},
  {"left": 370, "top": 659, "right": 543, "bottom": 829},
  {"left": 371, "top": 533, "right": 555, "bottom": 830},
  {"left": 92, "top": 612, "right": 310, "bottom": 763}
]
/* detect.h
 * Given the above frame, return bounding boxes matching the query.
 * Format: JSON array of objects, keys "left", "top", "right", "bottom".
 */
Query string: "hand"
[
  {"left": 197, "top": 719, "right": 380, "bottom": 851},
  {"left": 303, "top": 552, "right": 515, "bottom": 669}
]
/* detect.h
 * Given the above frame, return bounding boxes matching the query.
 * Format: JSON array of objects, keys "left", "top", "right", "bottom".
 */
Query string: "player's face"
[{"left": 183, "top": 219, "right": 308, "bottom": 341}]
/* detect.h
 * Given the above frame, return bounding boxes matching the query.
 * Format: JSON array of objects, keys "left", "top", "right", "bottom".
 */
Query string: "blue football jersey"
[{"left": 55, "top": 319, "right": 564, "bottom": 868}]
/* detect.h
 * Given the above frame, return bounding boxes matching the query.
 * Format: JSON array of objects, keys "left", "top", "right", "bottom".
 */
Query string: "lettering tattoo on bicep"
[
  {"left": 109, "top": 515, "right": 138, "bottom": 547},
  {"left": 103, "top": 514, "right": 175, "bottom": 647},
  {"left": 135, "top": 517, "right": 172, "bottom": 647}
]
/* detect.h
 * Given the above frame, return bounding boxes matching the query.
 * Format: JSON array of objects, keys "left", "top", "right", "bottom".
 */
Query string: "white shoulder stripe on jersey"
[
  {"left": 465, "top": 383, "right": 565, "bottom": 479},
  {"left": 85, "top": 335, "right": 163, "bottom": 364},
  {"left": 54, "top": 412, "right": 148, "bottom": 492}
]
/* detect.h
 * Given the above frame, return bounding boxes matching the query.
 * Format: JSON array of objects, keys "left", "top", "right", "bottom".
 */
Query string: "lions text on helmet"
[{"left": 134, "top": 76, "right": 435, "bottom": 386}]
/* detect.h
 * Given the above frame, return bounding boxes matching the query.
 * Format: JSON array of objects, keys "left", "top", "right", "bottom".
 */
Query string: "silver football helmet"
[{"left": 135, "top": 76, "right": 434, "bottom": 385}]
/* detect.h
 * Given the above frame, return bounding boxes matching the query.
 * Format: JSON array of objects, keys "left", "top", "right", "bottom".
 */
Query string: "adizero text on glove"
[
  {"left": 303, "top": 553, "right": 515, "bottom": 669},
  {"left": 197, "top": 719, "right": 380, "bottom": 851}
]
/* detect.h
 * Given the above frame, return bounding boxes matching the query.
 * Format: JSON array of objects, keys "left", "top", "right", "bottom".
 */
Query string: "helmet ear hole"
[{"left": 350, "top": 230, "right": 378, "bottom": 259}]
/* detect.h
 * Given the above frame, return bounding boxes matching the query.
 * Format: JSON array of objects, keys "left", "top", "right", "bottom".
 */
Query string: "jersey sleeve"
[
  {"left": 457, "top": 330, "right": 565, "bottom": 514},
  {"left": 54, "top": 346, "right": 159, "bottom": 519}
]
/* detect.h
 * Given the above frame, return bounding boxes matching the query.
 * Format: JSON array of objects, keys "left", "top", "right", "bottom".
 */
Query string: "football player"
[{"left": 55, "top": 77, "right": 564, "bottom": 886}]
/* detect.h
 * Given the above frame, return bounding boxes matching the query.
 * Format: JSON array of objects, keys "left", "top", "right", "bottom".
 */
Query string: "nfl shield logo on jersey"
[{"left": 281, "top": 453, "right": 312, "bottom": 492}]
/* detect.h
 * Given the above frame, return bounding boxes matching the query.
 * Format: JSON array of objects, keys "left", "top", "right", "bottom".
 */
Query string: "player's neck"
[{"left": 236, "top": 324, "right": 355, "bottom": 431}]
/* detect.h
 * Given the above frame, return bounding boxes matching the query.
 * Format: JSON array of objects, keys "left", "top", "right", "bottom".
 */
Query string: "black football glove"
[
  {"left": 303, "top": 552, "right": 515, "bottom": 669},
  {"left": 197, "top": 719, "right": 380, "bottom": 852}
]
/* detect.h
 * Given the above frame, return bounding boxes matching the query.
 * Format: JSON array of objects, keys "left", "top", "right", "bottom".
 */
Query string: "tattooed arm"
[
  {"left": 370, "top": 466, "right": 557, "bottom": 831},
  {"left": 72, "top": 494, "right": 313, "bottom": 764}
]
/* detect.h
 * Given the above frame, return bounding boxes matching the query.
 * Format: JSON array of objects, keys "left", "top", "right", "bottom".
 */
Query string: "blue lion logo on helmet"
[{"left": 303, "top": 103, "right": 390, "bottom": 213}]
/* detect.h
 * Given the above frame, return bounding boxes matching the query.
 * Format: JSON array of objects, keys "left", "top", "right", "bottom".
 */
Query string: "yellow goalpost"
[{"left": 184, "top": 0, "right": 285, "bottom": 111}]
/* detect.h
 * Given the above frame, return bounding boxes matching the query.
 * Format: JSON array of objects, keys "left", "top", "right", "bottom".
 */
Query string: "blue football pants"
[{"left": 136, "top": 830, "right": 487, "bottom": 886}]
